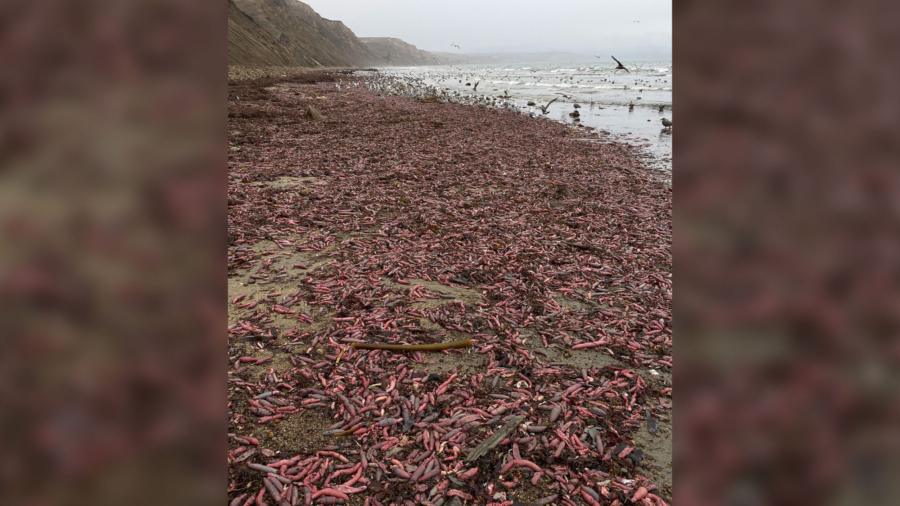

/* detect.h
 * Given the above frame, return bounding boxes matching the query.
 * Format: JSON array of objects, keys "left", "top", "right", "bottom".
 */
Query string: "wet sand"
[
  {"left": 228, "top": 71, "right": 672, "bottom": 505},
  {"left": 375, "top": 63, "right": 673, "bottom": 171}
]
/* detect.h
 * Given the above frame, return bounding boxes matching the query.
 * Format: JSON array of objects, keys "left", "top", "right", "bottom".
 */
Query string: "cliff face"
[
  {"left": 359, "top": 38, "right": 449, "bottom": 66},
  {"left": 228, "top": 0, "right": 376, "bottom": 67}
]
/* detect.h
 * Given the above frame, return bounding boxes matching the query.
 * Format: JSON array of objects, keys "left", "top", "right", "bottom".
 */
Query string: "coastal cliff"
[
  {"left": 360, "top": 38, "right": 450, "bottom": 66},
  {"left": 228, "top": 0, "right": 449, "bottom": 68},
  {"left": 228, "top": 0, "right": 375, "bottom": 67}
]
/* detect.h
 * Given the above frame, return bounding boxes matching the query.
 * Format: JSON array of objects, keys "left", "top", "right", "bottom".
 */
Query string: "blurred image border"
[
  {"left": 0, "top": 1, "right": 227, "bottom": 505},
  {"left": 674, "top": 0, "right": 900, "bottom": 504}
]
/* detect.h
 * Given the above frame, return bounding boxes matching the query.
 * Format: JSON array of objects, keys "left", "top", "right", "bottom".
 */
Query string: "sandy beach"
[{"left": 228, "top": 70, "right": 672, "bottom": 506}]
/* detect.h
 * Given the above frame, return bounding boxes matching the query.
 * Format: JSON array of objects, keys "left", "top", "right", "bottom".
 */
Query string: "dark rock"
[
  {"left": 646, "top": 408, "right": 659, "bottom": 435},
  {"left": 626, "top": 448, "right": 644, "bottom": 466}
]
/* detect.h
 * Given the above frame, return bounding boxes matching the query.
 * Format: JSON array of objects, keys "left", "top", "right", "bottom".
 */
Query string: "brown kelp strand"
[{"left": 228, "top": 72, "right": 672, "bottom": 506}]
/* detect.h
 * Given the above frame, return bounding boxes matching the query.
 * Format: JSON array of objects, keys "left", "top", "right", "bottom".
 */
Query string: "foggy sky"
[{"left": 300, "top": 0, "right": 671, "bottom": 59}]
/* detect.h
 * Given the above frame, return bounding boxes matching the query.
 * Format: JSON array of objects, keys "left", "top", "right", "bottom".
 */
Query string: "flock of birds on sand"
[{"left": 331, "top": 55, "right": 672, "bottom": 131}]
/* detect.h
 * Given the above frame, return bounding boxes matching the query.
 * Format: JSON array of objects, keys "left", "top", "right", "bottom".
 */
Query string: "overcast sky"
[{"left": 300, "top": 0, "right": 671, "bottom": 58}]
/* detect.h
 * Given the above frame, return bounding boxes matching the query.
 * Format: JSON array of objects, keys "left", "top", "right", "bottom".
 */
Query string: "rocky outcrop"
[
  {"left": 359, "top": 38, "right": 450, "bottom": 66},
  {"left": 228, "top": 0, "right": 376, "bottom": 67}
]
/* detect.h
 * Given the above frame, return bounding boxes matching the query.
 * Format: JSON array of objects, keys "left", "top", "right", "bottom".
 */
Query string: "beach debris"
[
  {"left": 227, "top": 73, "right": 672, "bottom": 506},
  {"left": 466, "top": 415, "right": 525, "bottom": 461},
  {"left": 304, "top": 105, "right": 324, "bottom": 120}
]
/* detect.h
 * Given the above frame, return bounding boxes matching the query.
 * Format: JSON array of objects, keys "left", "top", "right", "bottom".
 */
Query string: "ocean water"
[{"left": 377, "top": 60, "right": 673, "bottom": 171}]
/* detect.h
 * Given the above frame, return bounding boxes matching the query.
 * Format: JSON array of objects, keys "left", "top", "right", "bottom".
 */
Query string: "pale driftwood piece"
[{"left": 466, "top": 415, "right": 525, "bottom": 462}]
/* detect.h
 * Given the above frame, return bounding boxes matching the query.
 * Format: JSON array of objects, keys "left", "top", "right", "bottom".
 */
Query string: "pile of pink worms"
[{"left": 228, "top": 74, "right": 672, "bottom": 506}]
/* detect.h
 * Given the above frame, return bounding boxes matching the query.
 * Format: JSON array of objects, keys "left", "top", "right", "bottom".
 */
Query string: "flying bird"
[
  {"left": 537, "top": 97, "right": 558, "bottom": 114},
  {"left": 451, "top": 43, "right": 461, "bottom": 49},
  {"left": 473, "top": 81, "right": 480, "bottom": 91},
  {"left": 611, "top": 55, "right": 630, "bottom": 73}
]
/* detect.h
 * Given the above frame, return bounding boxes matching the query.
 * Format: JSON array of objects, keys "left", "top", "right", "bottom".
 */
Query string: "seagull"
[
  {"left": 611, "top": 55, "right": 630, "bottom": 73},
  {"left": 537, "top": 97, "right": 558, "bottom": 114},
  {"left": 658, "top": 104, "right": 665, "bottom": 112},
  {"left": 661, "top": 118, "right": 672, "bottom": 130},
  {"left": 594, "top": 55, "right": 602, "bottom": 58},
  {"left": 451, "top": 43, "right": 461, "bottom": 49}
]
